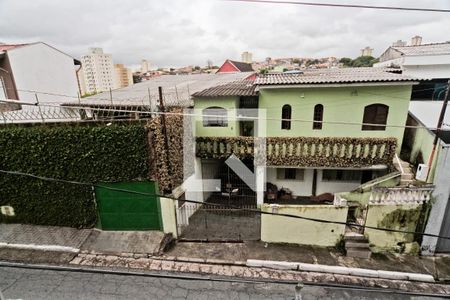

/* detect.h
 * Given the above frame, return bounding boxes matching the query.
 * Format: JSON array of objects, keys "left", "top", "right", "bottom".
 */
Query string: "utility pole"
[
  {"left": 109, "top": 88, "right": 113, "bottom": 105},
  {"left": 427, "top": 79, "right": 450, "bottom": 176},
  {"left": 159, "top": 86, "right": 173, "bottom": 192},
  {"left": 35, "top": 93, "right": 45, "bottom": 122}
]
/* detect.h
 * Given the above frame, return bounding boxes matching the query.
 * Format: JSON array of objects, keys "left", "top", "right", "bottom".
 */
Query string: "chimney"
[{"left": 411, "top": 36, "right": 422, "bottom": 46}]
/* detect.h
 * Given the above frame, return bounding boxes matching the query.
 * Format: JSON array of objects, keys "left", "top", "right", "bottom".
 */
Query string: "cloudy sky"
[{"left": 1, "top": 0, "right": 450, "bottom": 69}]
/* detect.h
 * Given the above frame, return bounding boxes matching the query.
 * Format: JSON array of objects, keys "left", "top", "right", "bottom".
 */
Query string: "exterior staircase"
[
  {"left": 393, "top": 155, "right": 415, "bottom": 186},
  {"left": 344, "top": 232, "right": 372, "bottom": 259}
]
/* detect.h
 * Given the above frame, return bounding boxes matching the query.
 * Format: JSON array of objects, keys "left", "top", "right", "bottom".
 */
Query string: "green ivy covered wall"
[{"left": 0, "top": 124, "right": 149, "bottom": 228}]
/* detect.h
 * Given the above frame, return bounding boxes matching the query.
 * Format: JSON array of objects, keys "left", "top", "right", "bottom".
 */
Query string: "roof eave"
[{"left": 256, "top": 81, "right": 421, "bottom": 90}]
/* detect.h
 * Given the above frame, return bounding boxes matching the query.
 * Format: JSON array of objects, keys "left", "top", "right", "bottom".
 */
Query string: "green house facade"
[{"left": 192, "top": 68, "right": 419, "bottom": 205}]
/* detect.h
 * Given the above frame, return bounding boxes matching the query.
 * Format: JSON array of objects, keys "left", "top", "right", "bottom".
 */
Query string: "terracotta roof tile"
[
  {"left": 229, "top": 60, "right": 254, "bottom": 72},
  {"left": 192, "top": 80, "right": 257, "bottom": 97},
  {"left": 255, "top": 67, "right": 422, "bottom": 85},
  {"left": 392, "top": 42, "right": 450, "bottom": 56}
]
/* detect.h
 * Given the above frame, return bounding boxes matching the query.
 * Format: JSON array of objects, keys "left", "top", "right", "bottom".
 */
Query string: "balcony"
[{"left": 196, "top": 136, "right": 397, "bottom": 168}]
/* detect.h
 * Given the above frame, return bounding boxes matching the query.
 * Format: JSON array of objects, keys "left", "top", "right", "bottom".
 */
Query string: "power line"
[
  {"left": 0, "top": 169, "right": 449, "bottom": 241},
  {"left": 0, "top": 98, "right": 443, "bottom": 131},
  {"left": 224, "top": 0, "right": 450, "bottom": 13}
]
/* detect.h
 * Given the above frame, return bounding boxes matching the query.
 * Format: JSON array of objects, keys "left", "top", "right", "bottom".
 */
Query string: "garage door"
[{"left": 95, "top": 181, "right": 162, "bottom": 230}]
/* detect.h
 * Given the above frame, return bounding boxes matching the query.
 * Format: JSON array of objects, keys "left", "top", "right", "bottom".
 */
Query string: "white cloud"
[{"left": 0, "top": 0, "right": 449, "bottom": 67}]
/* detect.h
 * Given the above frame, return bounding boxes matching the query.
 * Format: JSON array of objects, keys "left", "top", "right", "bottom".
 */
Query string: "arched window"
[
  {"left": 281, "top": 104, "right": 292, "bottom": 130},
  {"left": 313, "top": 104, "right": 323, "bottom": 130},
  {"left": 362, "top": 104, "right": 389, "bottom": 131},
  {"left": 203, "top": 106, "right": 228, "bottom": 127}
]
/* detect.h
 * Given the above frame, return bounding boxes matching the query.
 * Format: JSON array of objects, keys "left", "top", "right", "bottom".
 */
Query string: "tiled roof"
[
  {"left": 255, "top": 67, "right": 421, "bottom": 85},
  {"left": 192, "top": 80, "right": 257, "bottom": 97},
  {"left": 392, "top": 42, "right": 450, "bottom": 56},
  {"left": 229, "top": 60, "right": 254, "bottom": 72},
  {"left": 62, "top": 73, "right": 254, "bottom": 107}
]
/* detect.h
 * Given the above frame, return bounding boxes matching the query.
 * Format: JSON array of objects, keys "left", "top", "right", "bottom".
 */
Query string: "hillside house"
[{"left": 192, "top": 68, "right": 422, "bottom": 205}]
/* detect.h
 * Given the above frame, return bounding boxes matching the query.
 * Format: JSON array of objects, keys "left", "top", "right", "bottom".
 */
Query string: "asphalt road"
[{"left": 0, "top": 266, "right": 447, "bottom": 300}]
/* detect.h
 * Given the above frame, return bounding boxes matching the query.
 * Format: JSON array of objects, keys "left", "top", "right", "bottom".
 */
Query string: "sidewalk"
[
  {"left": 166, "top": 241, "right": 450, "bottom": 281},
  {"left": 0, "top": 224, "right": 166, "bottom": 262},
  {"left": 1, "top": 223, "right": 449, "bottom": 293}
]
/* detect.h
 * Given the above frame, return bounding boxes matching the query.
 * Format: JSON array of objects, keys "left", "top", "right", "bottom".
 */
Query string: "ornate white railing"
[{"left": 369, "top": 186, "right": 434, "bottom": 205}]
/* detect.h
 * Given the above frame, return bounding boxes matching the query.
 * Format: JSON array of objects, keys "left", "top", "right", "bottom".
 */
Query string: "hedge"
[{"left": 0, "top": 124, "right": 149, "bottom": 228}]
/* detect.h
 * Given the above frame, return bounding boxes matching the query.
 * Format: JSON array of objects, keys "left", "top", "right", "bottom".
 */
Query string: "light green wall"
[
  {"left": 258, "top": 85, "right": 413, "bottom": 151},
  {"left": 159, "top": 197, "right": 178, "bottom": 238},
  {"left": 194, "top": 96, "right": 240, "bottom": 137},
  {"left": 410, "top": 127, "right": 439, "bottom": 183},
  {"left": 261, "top": 204, "right": 348, "bottom": 246},
  {"left": 365, "top": 204, "right": 422, "bottom": 252}
]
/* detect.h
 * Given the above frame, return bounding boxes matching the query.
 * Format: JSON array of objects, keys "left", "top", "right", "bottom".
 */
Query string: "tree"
[
  {"left": 339, "top": 56, "right": 379, "bottom": 67},
  {"left": 206, "top": 60, "right": 213, "bottom": 68},
  {"left": 132, "top": 74, "right": 142, "bottom": 84},
  {"left": 351, "top": 56, "right": 379, "bottom": 67},
  {"left": 339, "top": 57, "right": 353, "bottom": 67}
]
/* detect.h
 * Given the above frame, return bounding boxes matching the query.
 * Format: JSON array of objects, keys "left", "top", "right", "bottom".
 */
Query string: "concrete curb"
[
  {"left": 246, "top": 259, "right": 435, "bottom": 283},
  {"left": 0, "top": 242, "right": 79, "bottom": 253}
]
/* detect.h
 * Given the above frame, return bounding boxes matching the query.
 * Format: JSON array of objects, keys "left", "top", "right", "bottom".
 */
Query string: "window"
[
  {"left": 0, "top": 77, "right": 6, "bottom": 99},
  {"left": 277, "top": 168, "right": 304, "bottom": 180},
  {"left": 313, "top": 104, "right": 323, "bottom": 130},
  {"left": 203, "top": 106, "right": 228, "bottom": 127},
  {"left": 322, "top": 170, "right": 361, "bottom": 182},
  {"left": 362, "top": 104, "right": 389, "bottom": 131},
  {"left": 281, "top": 104, "right": 291, "bottom": 129}
]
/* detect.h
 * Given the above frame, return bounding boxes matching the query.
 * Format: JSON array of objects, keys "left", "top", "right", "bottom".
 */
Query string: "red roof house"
[{"left": 217, "top": 59, "right": 254, "bottom": 73}]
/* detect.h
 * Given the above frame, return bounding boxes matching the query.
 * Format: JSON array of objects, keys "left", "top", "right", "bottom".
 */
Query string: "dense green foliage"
[
  {"left": 339, "top": 56, "right": 379, "bottom": 67},
  {"left": 0, "top": 124, "right": 149, "bottom": 228}
]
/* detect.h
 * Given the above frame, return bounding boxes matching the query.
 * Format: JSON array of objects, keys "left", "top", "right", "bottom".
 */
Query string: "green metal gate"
[{"left": 95, "top": 181, "right": 162, "bottom": 230}]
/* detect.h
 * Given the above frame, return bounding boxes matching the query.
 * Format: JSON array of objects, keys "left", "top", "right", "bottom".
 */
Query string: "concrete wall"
[
  {"left": 316, "top": 169, "right": 362, "bottom": 195},
  {"left": 159, "top": 197, "right": 178, "bottom": 238},
  {"left": 266, "top": 167, "right": 313, "bottom": 196},
  {"left": 422, "top": 145, "right": 450, "bottom": 254},
  {"left": 7, "top": 43, "right": 79, "bottom": 103},
  {"left": 194, "top": 96, "right": 240, "bottom": 137},
  {"left": 267, "top": 167, "right": 363, "bottom": 197},
  {"left": 365, "top": 204, "right": 422, "bottom": 251},
  {"left": 261, "top": 204, "right": 348, "bottom": 246},
  {"left": 409, "top": 125, "right": 439, "bottom": 183},
  {"left": 258, "top": 85, "right": 412, "bottom": 151}
]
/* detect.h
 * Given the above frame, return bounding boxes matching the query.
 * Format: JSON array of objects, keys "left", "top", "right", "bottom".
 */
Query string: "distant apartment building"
[
  {"left": 141, "top": 59, "right": 150, "bottom": 73},
  {"left": 114, "top": 64, "right": 133, "bottom": 88},
  {"left": 360, "top": 46, "right": 373, "bottom": 57},
  {"left": 80, "top": 48, "right": 115, "bottom": 94},
  {"left": 241, "top": 51, "right": 253, "bottom": 64}
]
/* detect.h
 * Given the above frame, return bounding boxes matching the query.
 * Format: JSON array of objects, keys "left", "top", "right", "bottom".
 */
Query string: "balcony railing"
[
  {"left": 196, "top": 136, "right": 397, "bottom": 168},
  {"left": 369, "top": 186, "right": 434, "bottom": 205}
]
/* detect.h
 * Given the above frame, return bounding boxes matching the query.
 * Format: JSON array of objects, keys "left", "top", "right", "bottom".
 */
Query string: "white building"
[
  {"left": 360, "top": 46, "right": 373, "bottom": 57},
  {"left": 141, "top": 59, "right": 150, "bottom": 73},
  {"left": 80, "top": 48, "right": 115, "bottom": 94},
  {"left": 375, "top": 37, "right": 450, "bottom": 80},
  {"left": 0, "top": 42, "right": 79, "bottom": 104},
  {"left": 241, "top": 51, "right": 253, "bottom": 64}
]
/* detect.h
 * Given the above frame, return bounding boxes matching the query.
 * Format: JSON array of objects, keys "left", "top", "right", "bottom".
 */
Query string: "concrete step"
[
  {"left": 345, "top": 241, "right": 370, "bottom": 248},
  {"left": 346, "top": 248, "right": 372, "bottom": 259},
  {"left": 344, "top": 233, "right": 366, "bottom": 241},
  {"left": 401, "top": 173, "right": 414, "bottom": 180}
]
